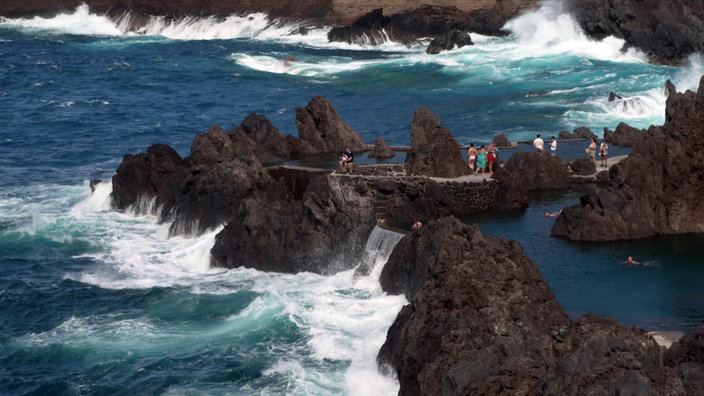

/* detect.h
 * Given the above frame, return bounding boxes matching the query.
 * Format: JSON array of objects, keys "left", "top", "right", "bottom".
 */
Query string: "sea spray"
[{"left": 358, "top": 225, "right": 406, "bottom": 279}]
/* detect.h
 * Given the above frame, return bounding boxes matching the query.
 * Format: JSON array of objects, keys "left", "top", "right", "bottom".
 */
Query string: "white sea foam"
[
  {"left": 13, "top": 183, "right": 407, "bottom": 395},
  {"left": 673, "top": 53, "right": 704, "bottom": 93},
  {"left": 502, "top": 0, "right": 647, "bottom": 63},
  {"left": 0, "top": 4, "right": 123, "bottom": 36},
  {"left": 240, "top": 266, "right": 406, "bottom": 395},
  {"left": 230, "top": 52, "right": 388, "bottom": 77}
]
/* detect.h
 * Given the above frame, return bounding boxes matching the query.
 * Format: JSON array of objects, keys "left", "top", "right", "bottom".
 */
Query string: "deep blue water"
[{"left": 1, "top": 3, "right": 703, "bottom": 395}]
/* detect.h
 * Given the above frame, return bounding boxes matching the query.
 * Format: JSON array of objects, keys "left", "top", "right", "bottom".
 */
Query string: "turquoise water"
[{"left": 1, "top": 3, "right": 703, "bottom": 395}]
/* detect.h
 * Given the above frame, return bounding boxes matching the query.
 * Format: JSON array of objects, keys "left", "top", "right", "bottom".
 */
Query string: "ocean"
[{"left": 1, "top": 2, "right": 703, "bottom": 395}]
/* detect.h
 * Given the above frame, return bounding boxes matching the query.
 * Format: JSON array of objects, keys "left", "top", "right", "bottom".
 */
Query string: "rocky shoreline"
[
  {"left": 102, "top": 76, "right": 704, "bottom": 393},
  {"left": 2, "top": 0, "right": 703, "bottom": 63}
]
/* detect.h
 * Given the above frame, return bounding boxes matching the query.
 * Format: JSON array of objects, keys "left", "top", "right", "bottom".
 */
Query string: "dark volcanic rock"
[
  {"left": 565, "top": 0, "right": 704, "bottom": 64},
  {"left": 210, "top": 174, "right": 376, "bottom": 274},
  {"left": 492, "top": 133, "right": 512, "bottom": 148},
  {"left": 603, "top": 121, "right": 643, "bottom": 147},
  {"left": 367, "top": 136, "right": 395, "bottom": 159},
  {"left": 113, "top": 126, "right": 281, "bottom": 235},
  {"left": 426, "top": 28, "right": 473, "bottom": 54},
  {"left": 504, "top": 151, "right": 571, "bottom": 190},
  {"left": 328, "top": 5, "right": 527, "bottom": 53},
  {"left": 491, "top": 167, "right": 529, "bottom": 211},
  {"left": 294, "top": 95, "right": 367, "bottom": 155},
  {"left": 378, "top": 216, "right": 690, "bottom": 395},
  {"left": 111, "top": 143, "right": 189, "bottom": 214},
  {"left": 552, "top": 76, "right": 704, "bottom": 241},
  {"left": 378, "top": 217, "right": 570, "bottom": 394},
  {"left": 558, "top": 126, "right": 597, "bottom": 140},
  {"left": 665, "top": 323, "right": 704, "bottom": 395},
  {"left": 232, "top": 113, "right": 290, "bottom": 162},
  {"left": 568, "top": 157, "right": 596, "bottom": 175},
  {"left": 406, "top": 107, "right": 469, "bottom": 178}
]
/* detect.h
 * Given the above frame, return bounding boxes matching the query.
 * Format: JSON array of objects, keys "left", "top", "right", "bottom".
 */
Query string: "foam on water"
[
  {"left": 230, "top": 52, "right": 397, "bottom": 77},
  {"left": 0, "top": 4, "right": 123, "bottom": 36},
  {"left": 243, "top": 267, "right": 406, "bottom": 395},
  {"left": 9, "top": 183, "right": 408, "bottom": 394},
  {"left": 502, "top": 0, "right": 647, "bottom": 63}
]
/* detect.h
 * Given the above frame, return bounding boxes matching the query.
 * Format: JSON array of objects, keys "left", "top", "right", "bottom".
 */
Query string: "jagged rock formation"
[
  {"left": 503, "top": 151, "right": 571, "bottom": 190},
  {"left": 558, "top": 126, "right": 597, "bottom": 140},
  {"left": 327, "top": 7, "right": 481, "bottom": 53},
  {"left": 110, "top": 95, "right": 499, "bottom": 273},
  {"left": 3, "top": 1, "right": 704, "bottom": 62},
  {"left": 565, "top": 0, "right": 704, "bottom": 64},
  {"left": 552, "top": 76, "right": 704, "bottom": 242},
  {"left": 492, "top": 133, "right": 512, "bottom": 148},
  {"left": 603, "top": 121, "right": 647, "bottom": 147},
  {"left": 0, "top": 1, "right": 538, "bottom": 32},
  {"left": 368, "top": 136, "right": 395, "bottom": 159},
  {"left": 293, "top": 95, "right": 368, "bottom": 155},
  {"left": 378, "top": 216, "right": 703, "bottom": 395},
  {"left": 406, "top": 107, "right": 469, "bottom": 178}
]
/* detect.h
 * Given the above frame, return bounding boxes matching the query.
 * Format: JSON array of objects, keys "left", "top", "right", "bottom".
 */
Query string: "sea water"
[{"left": 1, "top": 1, "right": 703, "bottom": 394}]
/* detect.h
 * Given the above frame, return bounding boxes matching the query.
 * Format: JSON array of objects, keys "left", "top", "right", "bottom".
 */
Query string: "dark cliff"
[
  {"left": 378, "top": 216, "right": 703, "bottom": 395},
  {"left": 552, "top": 76, "right": 704, "bottom": 242},
  {"left": 3, "top": 0, "right": 703, "bottom": 62}
]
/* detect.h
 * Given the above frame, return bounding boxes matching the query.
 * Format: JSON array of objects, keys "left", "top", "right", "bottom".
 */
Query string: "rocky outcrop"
[
  {"left": 603, "top": 121, "right": 644, "bottom": 147},
  {"left": 406, "top": 107, "right": 469, "bottom": 178},
  {"left": 112, "top": 126, "right": 280, "bottom": 236},
  {"left": 378, "top": 216, "right": 694, "bottom": 395},
  {"left": 293, "top": 95, "right": 368, "bottom": 155},
  {"left": 558, "top": 126, "right": 597, "bottom": 140},
  {"left": 665, "top": 324, "right": 704, "bottom": 395},
  {"left": 367, "top": 136, "right": 396, "bottom": 159},
  {"left": 3, "top": 1, "right": 703, "bottom": 63},
  {"left": 568, "top": 157, "right": 596, "bottom": 175},
  {"left": 426, "top": 28, "right": 473, "bottom": 54},
  {"left": 0, "top": 1, "right": 538, "bottom": 31},
  {"left": 565, "top": 0, "right": 704, "bottom": 64},
  {"left": 231, "top": 113, "right": 290, "bottom": 162},
  {"left": 503, "top": 151, "right": 571, "bottom": 190},
  {"left": 492, "top": 133, "right": 512, "bottom": 148},
  {"left": 552, "top": 76, "right": 704, "bottom": 241},
  {"left": 327, "top": 3, "right": 537, "bottom": 50},
  {"left": 210, "top": 173, "right": 377, "bottom": 274},
  {"left": 111, "top": 95, "right": 511, "bottom": 273}
]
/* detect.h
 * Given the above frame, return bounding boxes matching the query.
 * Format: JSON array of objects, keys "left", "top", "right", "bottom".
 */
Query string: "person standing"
[
  {"left": 467, "top": 143, "right": 477, "bottom": 173},
  {"left": 586, "top": 138, "right": 597, "bottom": 164},
  {"left": 487, "top": 142, "right": 497, "bottom": 174},
  {"left": 599, "top": 141, "right": 609, "bottom": 167},
  {"left": 550, "top": 136, "right": 557, "bottom": 156},
  {"left": 533, "top": 134, "right": 544, "bottom": 152},
  {"left": 477, "top": 145, "right": 487, "bottom": 174}
]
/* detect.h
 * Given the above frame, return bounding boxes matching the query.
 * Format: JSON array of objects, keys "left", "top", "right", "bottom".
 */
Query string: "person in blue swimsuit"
[{"left": 476, "top": 145, "right": 487, "bottom": 174}]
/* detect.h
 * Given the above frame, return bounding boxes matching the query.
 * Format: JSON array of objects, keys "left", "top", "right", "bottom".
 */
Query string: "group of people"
[
  {"left": 585, "top": 137, "right": 609, "bottom": 167},
  {"left": 533, "top": 134, "right": 558, "bottom": 156},
  {"left": 467, "top": 143, "right": 497, "bottom": 174},
  {"left": 338, "top": 148, "right": 354, "bottom": 173},
  {"left": 533, "top": 134, "right": 609, "bottom": 167}
]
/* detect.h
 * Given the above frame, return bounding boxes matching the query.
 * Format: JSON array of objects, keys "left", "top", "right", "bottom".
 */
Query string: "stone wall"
[{"left": 439, "top": 178, "right": 498, "bottom": 213}]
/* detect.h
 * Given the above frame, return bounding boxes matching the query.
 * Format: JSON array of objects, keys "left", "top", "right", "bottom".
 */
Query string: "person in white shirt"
[{"left": 533, "top": 134, "right": 544, "bottom": 152}]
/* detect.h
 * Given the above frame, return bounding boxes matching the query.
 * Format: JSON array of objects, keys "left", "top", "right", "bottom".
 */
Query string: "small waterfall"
[{"left": 358, "top": 225, "right": 406, "bottom": 279}]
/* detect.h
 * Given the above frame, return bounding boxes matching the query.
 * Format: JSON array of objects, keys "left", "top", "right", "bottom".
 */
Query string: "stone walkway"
[{"left": 427, "top": 155, "right": 629, "bottom": 183}]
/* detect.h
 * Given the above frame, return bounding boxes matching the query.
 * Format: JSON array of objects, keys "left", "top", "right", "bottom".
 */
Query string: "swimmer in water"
[{"left": 624, "top": 256, "right": 639, "bottom": 265}]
